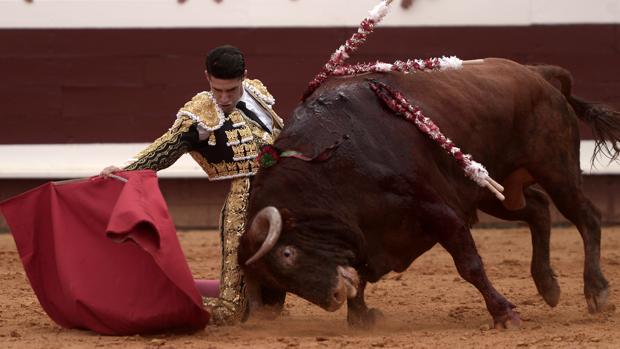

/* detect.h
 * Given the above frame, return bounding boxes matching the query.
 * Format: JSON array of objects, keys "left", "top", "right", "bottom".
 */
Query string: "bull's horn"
[{"left": 245, "top": 206, "right": 282, "bottom": 265}]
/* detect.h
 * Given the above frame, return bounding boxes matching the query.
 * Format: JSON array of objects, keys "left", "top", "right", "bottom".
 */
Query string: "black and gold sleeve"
[{"left": 124, "top": 117, "right": 200, "bottom": 172}]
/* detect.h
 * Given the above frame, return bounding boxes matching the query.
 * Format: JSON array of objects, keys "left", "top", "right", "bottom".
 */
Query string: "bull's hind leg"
[
  {"left": 525, "top": 100, "right": 610, "bottom": 312},
  {"left": 538, "top": 183, "right": 609, "bottom": 313},
  {"left": 479, "top": 187, "right": 560, "bottom": 307}
]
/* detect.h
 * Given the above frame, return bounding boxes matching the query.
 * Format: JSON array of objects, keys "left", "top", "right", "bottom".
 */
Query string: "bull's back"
[{"left": 381, "top": 58, "right": 571, "bottom": 169}]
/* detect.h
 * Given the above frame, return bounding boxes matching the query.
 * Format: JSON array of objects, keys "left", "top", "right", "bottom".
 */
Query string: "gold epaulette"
[
  {"left": 243, "top": 79, "right": 275, "bottom": 106},
  {"left": 177, "top": 92, "right": 225, "bottom": 131}
]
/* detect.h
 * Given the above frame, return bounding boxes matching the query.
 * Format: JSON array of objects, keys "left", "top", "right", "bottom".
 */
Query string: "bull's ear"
[{"left": 280, "top": 208, "right": 297, "bottom": 231}]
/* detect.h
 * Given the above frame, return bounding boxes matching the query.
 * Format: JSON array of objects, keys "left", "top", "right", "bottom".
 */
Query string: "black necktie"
[{"left": 236, "top": 101, "right": 270, "bottom": 132}]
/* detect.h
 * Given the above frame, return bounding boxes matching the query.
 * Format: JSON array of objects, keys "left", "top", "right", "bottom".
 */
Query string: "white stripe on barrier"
[
  {"left": 0, "top": 0, "right": 617, "bottom": 29},
  {"left": 0, "top": 141, "right": 617, "bottom": 179},
  {"left": 0, "top": 143, "right": 204, "bottom": 178}
]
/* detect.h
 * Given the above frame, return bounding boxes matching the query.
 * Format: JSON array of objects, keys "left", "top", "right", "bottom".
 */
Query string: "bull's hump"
[{"left": 314, "top": 73, "right": 390, "bottom": 99}]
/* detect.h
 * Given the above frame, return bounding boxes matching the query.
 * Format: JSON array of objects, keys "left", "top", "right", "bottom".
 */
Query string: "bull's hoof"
[
  {"left": 347, "top": 308, "right": 384, "bottom": 328},
  {"left": 586, "top": 287, "right": 610, "bottom": 313},
  {"left": 533, "top": 273, "right": 561, "bottom": 307},
  {"left": 250, "top": 304, "right": 282, "bottom": 321},
  {"left": 492, "top": 310, "right": 522, "bottom": 330},
  {"left": 585, "top": 273, "right": 610, "bottom": 313}
]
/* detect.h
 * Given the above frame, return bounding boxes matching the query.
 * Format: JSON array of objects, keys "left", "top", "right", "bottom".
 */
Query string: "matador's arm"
[{"left": 124, "top": 117, "right": 200, "bottom": 171}]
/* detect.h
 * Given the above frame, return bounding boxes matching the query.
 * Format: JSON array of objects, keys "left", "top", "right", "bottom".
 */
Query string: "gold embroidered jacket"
[{"left": 125, "top": 79, "right": 283, "bottom": 180}]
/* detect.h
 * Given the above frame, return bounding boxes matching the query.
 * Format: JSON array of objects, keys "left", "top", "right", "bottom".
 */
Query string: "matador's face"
[{"left": 206, "top": 73, "right": 245, "bottom": 114}]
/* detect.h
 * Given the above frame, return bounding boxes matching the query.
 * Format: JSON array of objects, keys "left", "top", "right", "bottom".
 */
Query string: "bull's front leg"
[
  {"left": 246, "top": 275, "right": 286, "bottom": 321},
  {"left": 440, "top": 225, "right": 522, "bottom": 329},
  {"left": 347, "top": 279, "right": 384, "bottom": 328}
]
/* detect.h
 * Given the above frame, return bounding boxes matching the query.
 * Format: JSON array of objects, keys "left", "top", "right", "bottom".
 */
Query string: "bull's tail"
[{"left": 529, "top": 64, "right": 620, "bottom": 164}]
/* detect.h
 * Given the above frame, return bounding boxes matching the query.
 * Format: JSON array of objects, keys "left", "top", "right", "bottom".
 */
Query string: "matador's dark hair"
[{"left": 205, "top": 45, "right": 245, "bottom": 79}]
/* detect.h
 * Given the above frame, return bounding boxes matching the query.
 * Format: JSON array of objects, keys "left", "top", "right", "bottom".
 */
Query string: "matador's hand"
[{"left": 100, "top": 165, "right": 122, "bottom": 177}]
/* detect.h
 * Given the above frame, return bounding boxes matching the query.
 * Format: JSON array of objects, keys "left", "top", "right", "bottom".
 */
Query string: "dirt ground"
[{"left": 1, "top": 226, "right": 618, "bottom": 349}]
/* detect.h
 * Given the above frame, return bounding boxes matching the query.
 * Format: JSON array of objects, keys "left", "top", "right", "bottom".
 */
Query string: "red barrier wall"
[{"left": 1, "top": 25, "right": 619, "bottom": 144}]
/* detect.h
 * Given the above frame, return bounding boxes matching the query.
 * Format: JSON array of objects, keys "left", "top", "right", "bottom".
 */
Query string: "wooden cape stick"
[{"left": 52, "top": 174, "right": 128, "bottom": 186}]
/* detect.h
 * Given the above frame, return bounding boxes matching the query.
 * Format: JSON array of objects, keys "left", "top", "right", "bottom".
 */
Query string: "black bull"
[{"left": 238, "top": 58, "right": 620, "bottom": 328}]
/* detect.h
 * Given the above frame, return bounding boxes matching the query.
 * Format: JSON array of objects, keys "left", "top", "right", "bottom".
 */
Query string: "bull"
[{"left": 238, "top": 58, "right": 619, "bottom": 328}]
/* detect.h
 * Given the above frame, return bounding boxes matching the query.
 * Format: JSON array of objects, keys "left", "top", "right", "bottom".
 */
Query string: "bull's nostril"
[{"left": 333, "top": 290, "right": 341, "bottom": 301}]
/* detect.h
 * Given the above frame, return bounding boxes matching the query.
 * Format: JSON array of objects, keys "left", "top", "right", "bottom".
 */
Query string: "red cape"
[{"left": 0, "top": 170, "right": 209, "bottom": 335}]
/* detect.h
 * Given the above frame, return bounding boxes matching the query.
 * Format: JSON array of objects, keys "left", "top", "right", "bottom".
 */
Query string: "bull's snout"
[
  {"left": 326, "top": 266, "right": 360, "bottom": 312},
  {"left": 327, "top": 286, "right": 347, "bottom": 312}
]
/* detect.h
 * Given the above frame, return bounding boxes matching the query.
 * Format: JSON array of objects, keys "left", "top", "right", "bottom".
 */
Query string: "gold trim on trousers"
[{"left": 202, "top": 177, "right": 250, "bottom": 325}]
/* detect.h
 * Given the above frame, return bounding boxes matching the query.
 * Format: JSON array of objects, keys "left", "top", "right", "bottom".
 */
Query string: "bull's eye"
[
  {"left": 283, "top": 247, "right": 294, "bottom": 258},
  {"left": 279, "top": 246, "right": 297, "bottom": 267}
]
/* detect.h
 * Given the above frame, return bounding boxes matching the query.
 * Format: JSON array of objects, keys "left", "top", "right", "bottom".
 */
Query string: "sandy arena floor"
[{"left": 0, "top": 226, "right": 618, "bottom": 349}]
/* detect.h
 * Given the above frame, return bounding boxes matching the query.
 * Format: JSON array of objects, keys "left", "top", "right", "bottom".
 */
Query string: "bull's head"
[
  {"left": 239, "top": 81, "right": 373, "bottom": 313},
  {"left": 239, "top": 206, "right": 360, "bottom": 312}
]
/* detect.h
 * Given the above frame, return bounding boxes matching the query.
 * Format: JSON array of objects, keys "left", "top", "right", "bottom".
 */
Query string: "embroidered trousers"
[{"left": 202, "top": 177, "right": 251, "bottom": 325}]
